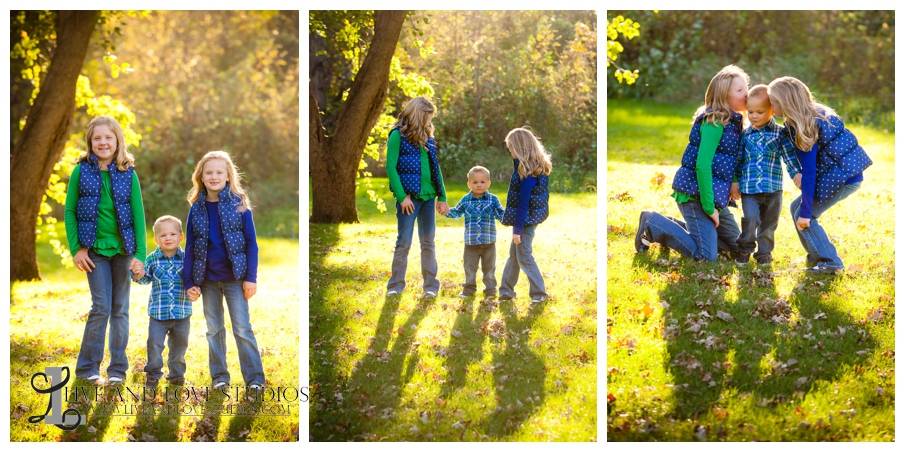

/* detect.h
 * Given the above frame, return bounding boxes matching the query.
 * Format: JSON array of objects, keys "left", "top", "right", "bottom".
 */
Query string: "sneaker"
[
  {"left": 805, "top": 265, "right": 842, "bottom": 275},
  {"left": 498, "top": 294, "right": 515, "bottom": 302},
  {"left": 458, "top": 292, "right": 474, "bottom": 299},
  {"left": 424, "top": 291, "right": 437, "bottom": 299},
  {"left": 246, "top": 384, "right": 264, "bottom": 402},
  {"left": 735, "top": 251, "right": 751, "bottom": 266},
  {"left": 145, "top": 378, "right": 160, "bottom": 389},
  {"left": 755, "top": 255, "right": 773, "bottom": 265},
  {"left": 167, "top": 379, "right": 188, "bottom": 387},
  {"left": 87, "top": 374, "right": 101, "bottom": 381},
  {"left": 635, "top": 211, "right": 653, "bottom": 253},
  {"left": 213, "top": 381, "right": 228, "bottom": 389},
  {"left": 387, "top": 289, "right": 399, "bottom": 296},
  {"left": 483, "top": 294, "right": 497, "bottom": 301},
  {"left": 531, "top": 295, "right": 548, "bottom": 304},
  {"left": 107, "top": 376, "right": 124, "bottom": 385}
]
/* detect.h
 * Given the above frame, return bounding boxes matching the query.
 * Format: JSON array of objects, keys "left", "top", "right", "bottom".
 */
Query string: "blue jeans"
[
  {"left": 145, "top": 317, "right": 191, "bottom": 383},
  {"left": 200, "top": 280, "right": 265, "bottom": 386},
  {"left": 738, "top": 191, "right": 783, "bottom": 259},
  {"left": 462, "top": 243, "right": 497, "bottom": 297},
  {"left": 75, "top": 250, "right": 131, "bottom": 380},
  {"left": 644, "top": 201, "right": 740, "bottom": 261},
  {"left": 499, "top": 225, "right": 547, "bottom": 299},
  {"left": 387, "top": 197, "right": 439, "bottom": 293},
  {"left": 790, "top": 182, "right": 861, "bottom": 269}
]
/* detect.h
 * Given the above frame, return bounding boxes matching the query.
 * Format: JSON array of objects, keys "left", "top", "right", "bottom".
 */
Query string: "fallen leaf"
[
  {"left": 795, "top": 376, "right": 808, "bottom": 387},
  {"left": 716, "top": 311, "right": 734, "bottom": 322},
  {"left": 641, "top": 302, "right": 654, "bottom": 318},
  {"left": 651, "top": 172, "right": 666, "bottom": 185}
]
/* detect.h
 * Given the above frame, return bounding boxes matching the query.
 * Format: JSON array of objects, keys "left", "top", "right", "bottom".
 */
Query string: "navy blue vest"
[
  {"left": 75, "top": 154, "right": 137, "bottom": 255},
  {"left": 501, "top": 159, "right": 550, "bottom": 226},
  {"left": 392, "top": 127, "right": 444, "bottom": 199},
  {"left": 188, "top": 183, "right": 248, "bottom": 285},
  {"left": 671, "top": 111, "right": 744, "bottom": 210},
  {"left": 784, "top": 112, "right": 872, "bottom": 203}
]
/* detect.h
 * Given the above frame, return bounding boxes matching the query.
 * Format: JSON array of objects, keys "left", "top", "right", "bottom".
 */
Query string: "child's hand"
[
  {"left": 730, "top": 183, "right": 741, "bottom": 201},
  {"left": 436, "top": 201, "right": 449, "bottom": 215},
  {"left": 708, "top": 211, "right": 720, "bottom": 228},
  {"left": 793, "top": 173, "right": 803, "bottom": 189},
  {"left": 74, "top": 248, "right": 95, "bottom": 273},
  {"left": 186, "top": 286, "right": 201, "bottom": 302},
  {"left": 131, "top": 269, "right": 145, "bottom": 280},
  {"left": 513, "top": 234, "right": 521, "bottom": 245},
  {"left": 400, "top": 195, "right": 414, "bottom": 215},
  {"left": 796, "top": 217, "right": 810, "bottom": 230},
  {"left": 243, "top": 281, "right": 257, "bottom": 300},
  {"left": 130, "top": 258, "right": 144, "bottom": 273}
]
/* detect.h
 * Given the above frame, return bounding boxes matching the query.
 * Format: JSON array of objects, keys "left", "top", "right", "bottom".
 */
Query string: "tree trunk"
[
  {"left": 9, "top": 10, "right": 98, "bottom": 281},
  {"left": 309, "top": 10, "right": 405, "bottom": 223}
]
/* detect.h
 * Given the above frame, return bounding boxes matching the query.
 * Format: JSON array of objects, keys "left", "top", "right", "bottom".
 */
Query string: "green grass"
[
  {"left": 309, "top": 177, "right": 597, "bottom": 441},
  {"left": 606, "top": 99, "right": 895, "bottom": 441},
  {"left": 10, "top": 235, "right": 300, "bottom": 442}
]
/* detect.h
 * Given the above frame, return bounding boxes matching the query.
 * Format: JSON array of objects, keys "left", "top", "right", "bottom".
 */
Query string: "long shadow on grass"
[
  {"left": 439, "top": 296, "right": 493, "bottom": 400},
  {"left": 646, "top": 258, "right": 876, "bottom": 429}
]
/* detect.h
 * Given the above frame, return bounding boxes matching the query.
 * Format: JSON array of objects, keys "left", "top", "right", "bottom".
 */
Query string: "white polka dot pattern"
[
  {"left": 189, "top": 182, "right": 249, "bottom": 285},
  {"left": 672, "top": 111, "right": 744, "bottom": 210},
  {"left": 75, "top": 153, "right": 138, "bottom": 255}
]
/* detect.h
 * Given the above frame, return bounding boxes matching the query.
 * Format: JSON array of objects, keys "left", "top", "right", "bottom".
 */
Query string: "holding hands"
[
  {"left": 187, "top": 286, "right": 201, "bottom": 302},
  {"left": 130, "top": 258, "right": 145, "bottom": 280},
  {"left": 436, "top": 201, "right": 449, "bottom": 216}
]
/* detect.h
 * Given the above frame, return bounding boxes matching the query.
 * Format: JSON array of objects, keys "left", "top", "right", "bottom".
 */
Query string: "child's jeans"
[
  {"left": 200, "top": 280, "right": 265, "bottom": 386},
  {"left": 499, "top": 225, "right": 547, "bottom": 299},
  {"left": 790, "top": 182, "right": 861, "bottom": 269},
  {"left": 75, "top": 250, "right": 131, "bottom": 380},
  {"left": 145, "top": 317, "right": 191, "bottom": 383},
  {"left": 387, "top": 197, "right": 440, "bottom": 294},
  {"left": 462, "top": 243, "right": 497, "bottom": 297},
  {"left": 644, "top": 201, "right": 740, "bottom": 261},
  {"left": 738, "top": 191, "right": 783, "bottom": 259}
]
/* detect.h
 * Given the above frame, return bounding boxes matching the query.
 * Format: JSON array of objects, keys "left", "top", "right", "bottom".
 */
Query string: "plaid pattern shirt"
[
  {"left": 445, "top": 191, "right": 505, "bottom": 245},
  {"left": 135, "top": 247, "right": 192, "bottom": 320},
  {"left": 736, "top": 118, "right": 802, "bottom": 194}
]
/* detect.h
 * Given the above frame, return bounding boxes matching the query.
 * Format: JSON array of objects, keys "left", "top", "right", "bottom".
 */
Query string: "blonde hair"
[
  {"left": 79, "top": 116, "right": 135, "bottom": 171},
  {"left": 505, "top": 127, "right": 553, "bottom": 179},
  {"left": 467, "top": 166, "right": 490, "bottom": 181},
  {"left": 768, "top": 76, "right": 835, "bottom": 151},
  {"left": 392, "top": 96, "right": 435, "bottom": 148},
  {"left": 747, "top": 84, "right": 770, "bottom": 104},
  {"left": 693, "top": 64, "right": 749, "bottom": 126},
  {"left": 186, "top": 151, "right": 252, "bottom": 212},
  {"left": 152, "top": 215, "right": 183, "bottom": 235}
]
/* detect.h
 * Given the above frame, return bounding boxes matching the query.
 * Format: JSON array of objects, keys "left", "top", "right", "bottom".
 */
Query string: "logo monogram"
[{"left": 27, "top": 367, "right": 83, "bottom": 431}]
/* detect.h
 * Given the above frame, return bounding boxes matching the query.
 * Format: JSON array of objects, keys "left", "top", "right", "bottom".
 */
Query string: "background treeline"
[
  {"left": 607, "top": 10, "right": 894, "bottom": 130},
  {"left": 11, "top": 11, "right": 300, "bottom": 237},
  {"left": 313, "top": 11, "right": 597, "bottom": 192}
]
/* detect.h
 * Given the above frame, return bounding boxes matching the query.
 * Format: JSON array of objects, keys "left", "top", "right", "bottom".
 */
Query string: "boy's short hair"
[
  {"left": 152, "top": 215, "right": 183, "bottom": 234},
  {"left": 748, "top": 84, "right": 770, "bottom": 104},
  {"left": 467, "top": 166, "right": 490, "bottom": 181}
]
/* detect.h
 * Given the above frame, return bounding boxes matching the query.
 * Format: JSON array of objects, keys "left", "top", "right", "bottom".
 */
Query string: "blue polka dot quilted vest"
[
  {"left": 784, "top": 112, "right": 872, "bottom": 204},
  {"left": 500, "top": 159, "right": 550, "bottom": 227},
  {"left": 392, "top": 126, "right": 444, "bottom": 199},
  {"left": 75, "top": 154, "right": 137, "bottom": 255},
  {"left": 188, "top": 183, "right": 248, "bottom": 285},
  {"left": 671, "top": 111, "right": 744, "bottom": 210}
]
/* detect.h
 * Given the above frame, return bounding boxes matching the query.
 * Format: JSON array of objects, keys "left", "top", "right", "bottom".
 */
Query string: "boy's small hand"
[
  {"left": 131, "top": 269, "right": 145, "bottom": 280},
  {"left": 436, "top": 201, "right": 449, "bottom": 215},
  {"left": 793, "top": 173, "right": 802, "bottom": 189},
  {"left": 187, "top": 286, "right": 201, "bottom": 301},
  {"left": 797, "top": 217, "right": 810, "bottom": 230},
  {"left": 243, "top": 281, "right": 257, "bottom": 300},
  {"left": 513, "top": 234, "right": 521, "bottom": 245}
]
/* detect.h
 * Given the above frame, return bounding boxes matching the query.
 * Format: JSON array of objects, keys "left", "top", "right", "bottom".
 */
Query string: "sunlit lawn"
[
  {"left": 309, "top": 177, "right": 597, "bottom": 441},
  {"left": 606, "top": 99, "right": 895, "bottom": 441},
  {"left": 10, "top": 233, "right": 299, "bottom": 442}
]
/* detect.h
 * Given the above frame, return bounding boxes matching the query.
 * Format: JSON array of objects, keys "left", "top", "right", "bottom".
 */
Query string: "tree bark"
[
  {"left": 9, "top": 10, "right": 98, "bottom": 281},
  {"left": 309, "top": 10, "right": 405, "bottom": 223}
]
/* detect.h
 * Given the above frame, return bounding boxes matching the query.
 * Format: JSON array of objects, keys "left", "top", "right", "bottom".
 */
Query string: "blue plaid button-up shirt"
[
  {"left": 736, "top": 118, "right": 802, "bottom": 194},
  {"left": 445, "top": 191, "right": 505, "bottom": 245},
  {"left": 135, "top": 247, "right": 192, "bottom": 320}
]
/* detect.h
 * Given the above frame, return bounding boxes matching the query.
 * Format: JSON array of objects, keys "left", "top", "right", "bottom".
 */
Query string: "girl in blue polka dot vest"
[
  {"left": 183, "top": 151, "right": 266, "bottom": 390},
  {"left": 385, "top": 97, "right": 449, "bottom": 298},
  {"left": 498, "top": 127, "right": 552, "bottom": 304},
  {"left": 768, "top": 77, "right": 872, "bottom": 275},
  {"left": 63, "top": 116, "right": 148, "bottom": 384}
]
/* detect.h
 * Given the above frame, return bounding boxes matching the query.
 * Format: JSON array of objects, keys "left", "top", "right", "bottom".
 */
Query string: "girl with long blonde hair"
[
  {"left": 385, "top": 96, "right": 449, "bottom": 297},
  {"left": 767, "top": 76, "right": 872, "bottom": 274},
  {"left": 182, "top": 150, "right": 266, "bottom": 392},
  {"left": 635, "top": 64, "right": 748, "bottom": 262},
  {"left": 498, "top": 127, "right": 552, "bottom": 303}
]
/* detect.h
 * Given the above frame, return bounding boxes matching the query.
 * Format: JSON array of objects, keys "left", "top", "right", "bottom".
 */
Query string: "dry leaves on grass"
[{"left": 752, "top": 297, "right": 792, "bottom": 324}]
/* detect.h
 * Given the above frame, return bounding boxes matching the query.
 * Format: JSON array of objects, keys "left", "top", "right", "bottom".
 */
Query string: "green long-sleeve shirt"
[
  {"left": 386, "top": 129, "right": 447, "bottom": 203},
  {"left": 64, "top": 164, "right": 147, "bottom": 261},
  {"left": 672, "top": 122, "right": 723, "bottom": 215}
]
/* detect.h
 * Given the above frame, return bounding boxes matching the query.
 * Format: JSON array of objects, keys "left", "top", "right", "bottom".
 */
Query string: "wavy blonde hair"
[
  {"left": 505, "top": 127, "right": 553, "bottom": 179},
  {"left": 693, "top": 64, "right": 749, "bottom": 126},
  {"left": 79, "top": 116, "right": 135, "bottom": 171},
  {"left": 186, "top": 151, "right": 252, "bottom": 212},
  {"left": 392, "top": 96, "right": 435, "bottom": 148},
  {"left": 768, "top": 76, "right": 835, "bottom": 151}
]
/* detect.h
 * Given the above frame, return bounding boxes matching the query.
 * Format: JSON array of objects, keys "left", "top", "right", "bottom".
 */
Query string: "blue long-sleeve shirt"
[
  {"left": 183, "top": 202, "right": 259, "bottom": 287},
  {"left": 513, "top": 176, "right": 538, "bottom": 236},
  {"left": 797, "top": 144, "right": 863, "bottom": 219}
]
